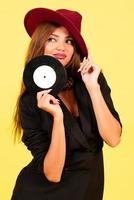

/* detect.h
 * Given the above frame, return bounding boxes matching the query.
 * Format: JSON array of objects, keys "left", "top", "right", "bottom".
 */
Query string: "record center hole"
[{"left": 44, "top": 76, "right": 46, "bottom": 78}]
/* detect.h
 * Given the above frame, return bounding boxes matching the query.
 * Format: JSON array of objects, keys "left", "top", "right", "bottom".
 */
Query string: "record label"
[{"left": 33, "top": 65, "right": 56, "bottom": 89}]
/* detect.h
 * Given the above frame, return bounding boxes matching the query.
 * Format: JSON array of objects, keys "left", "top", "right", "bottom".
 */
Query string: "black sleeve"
[
  {"left": 20, "top": 93, "right": 50, "bottom": 173},
  {"left": 98, "top": 72, "right": 122, "bottom": 128}
]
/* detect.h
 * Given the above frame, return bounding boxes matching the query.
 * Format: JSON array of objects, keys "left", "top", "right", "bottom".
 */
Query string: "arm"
[
  {"left": 36, "top": 90, "right": 66, "bottom": 182},
  {"left": 86, "top": 82, "right": 122, "bottom": 147},
  {"left": 43, "top": 115, "right": 66, "bottom": 183},
  {"left": 21, "top": 91, "right": 66, "bottom": 183},
  {"left": 78, "top": 57, "right": 122, "bottom": 147}
]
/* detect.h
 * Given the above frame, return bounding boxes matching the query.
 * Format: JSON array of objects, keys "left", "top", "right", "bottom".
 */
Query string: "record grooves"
[{"left": 23, "top": 55, "right": 67, "bottom": 95}]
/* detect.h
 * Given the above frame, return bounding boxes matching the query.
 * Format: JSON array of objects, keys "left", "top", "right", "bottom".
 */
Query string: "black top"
[{"left": 11, "top": 72, "right": 122, "bottom": 200}]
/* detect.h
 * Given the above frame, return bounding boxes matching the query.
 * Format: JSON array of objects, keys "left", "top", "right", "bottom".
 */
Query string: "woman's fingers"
[
  {"left": 81, "top": 63, "right": 93, "bottom": 74},
  {"left": 78, "top": 57, "right": 86, "bottom": 72},
  {"left": 37, "top": 89, "right": 60, "bottom": 108},
  {"left": 78, "top": 57, "right": 92, "bottom": 73},
  {"left": 36, "top": 89, "right": 62, "bottom": 116},
  {"left": 37, "top": 89, "right": 52, "bottom": 101},
  {"left": 44, "top": 94, "right": 60, "bottom": 105},
  {"left": 78, "top": 55, "right": 101, "bottom": 76}
]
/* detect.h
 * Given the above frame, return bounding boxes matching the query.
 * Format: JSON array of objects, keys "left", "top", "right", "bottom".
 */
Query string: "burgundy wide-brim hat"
[{"left": 24, "top": 8, "right": 88, "bottom": 59}]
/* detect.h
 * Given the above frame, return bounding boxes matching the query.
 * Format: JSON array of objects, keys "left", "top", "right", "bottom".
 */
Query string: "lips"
[{"left": 53, "top": 53, "right": 66, "bottom": 60}]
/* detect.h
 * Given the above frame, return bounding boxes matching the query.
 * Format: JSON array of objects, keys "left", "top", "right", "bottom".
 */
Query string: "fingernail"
[
  {"left": 78, "top": 67, "right": 82, "bottom": 71},
  {"left": 47, "top": 88, "right": 52, "bottom": 92},
  {"left": 84, "top": 56, "right": 86, "bottom": 59}
]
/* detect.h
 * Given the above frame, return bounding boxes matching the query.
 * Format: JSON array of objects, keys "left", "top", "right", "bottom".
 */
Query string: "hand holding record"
[{"left": 23, "top": 55, "right": 67, "bottom": 96}]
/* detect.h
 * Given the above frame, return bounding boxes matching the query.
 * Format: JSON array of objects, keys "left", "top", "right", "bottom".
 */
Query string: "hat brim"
[{"left": 24, "top": 8, "right": 88, "bottom": 59}]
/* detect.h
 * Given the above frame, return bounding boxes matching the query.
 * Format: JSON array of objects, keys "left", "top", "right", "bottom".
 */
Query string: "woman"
[{"left": 11, "top": 8, "right": 122, "bottom": 200}]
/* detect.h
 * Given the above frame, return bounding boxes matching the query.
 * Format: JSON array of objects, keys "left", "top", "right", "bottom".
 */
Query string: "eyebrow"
[{"left": 50, "top": 33, "right": 73, "bottom": 38}]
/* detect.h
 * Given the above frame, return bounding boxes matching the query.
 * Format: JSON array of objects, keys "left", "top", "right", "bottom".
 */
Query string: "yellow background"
[{"left": 0, "top": 0, "right": 134, "bottom": 199}]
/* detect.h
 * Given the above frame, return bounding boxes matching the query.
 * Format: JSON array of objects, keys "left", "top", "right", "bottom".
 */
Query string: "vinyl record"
[{"left": 23, "top": 55, "right": 67, "bottom": 95}]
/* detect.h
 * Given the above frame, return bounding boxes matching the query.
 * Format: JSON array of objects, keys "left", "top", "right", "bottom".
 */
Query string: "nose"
[{"left": 56, "top": 41, "right": 65, "bottom": 51}]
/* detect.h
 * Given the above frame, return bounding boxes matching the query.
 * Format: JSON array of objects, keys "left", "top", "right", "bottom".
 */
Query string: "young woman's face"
[{"left": 44, "top": 26, "right": 74, "bottom": 66}]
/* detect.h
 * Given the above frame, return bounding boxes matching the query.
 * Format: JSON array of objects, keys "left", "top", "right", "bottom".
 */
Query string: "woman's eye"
[
  {"left": 48, "top": 38, "right": 56, "bottom": 42},
  {"left": 66, "top": 39, "right": 74, "bottom": 45}
]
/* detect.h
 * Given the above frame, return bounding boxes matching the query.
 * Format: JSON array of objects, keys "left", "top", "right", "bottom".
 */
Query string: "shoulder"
[
  {"left": 98, "top": 72, "right": 111, "bottom": 94},
  {"left": 98, "top": 71, "right": 109, "bottom": 86},
  {"left": 20, "top": 91, "right": 51, "bottom": 124},
  {"left": 74, "top": 72, "right": 111, "bottom": 103},
  {"left": 20, "top": 91, "right": 39, "bottom": 115},
  {"left": 74, "top": 71, "right": 110, "bottom": 94},
  {"left": 20, "top": 92, "right": 42, "bottom": 129}
]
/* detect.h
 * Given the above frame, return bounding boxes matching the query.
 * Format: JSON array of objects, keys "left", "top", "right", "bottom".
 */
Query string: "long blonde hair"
[{"left": 13, "top": 22, "right": 81, "bottom": 143}]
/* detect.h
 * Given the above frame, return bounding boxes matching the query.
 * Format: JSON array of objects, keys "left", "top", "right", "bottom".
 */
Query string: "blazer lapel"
[
  {"left": 74, "top": 80, "right": 96, "bottom": 142},
  {"left": 56, "top": 93, "right": 89, "bottom": 149}
]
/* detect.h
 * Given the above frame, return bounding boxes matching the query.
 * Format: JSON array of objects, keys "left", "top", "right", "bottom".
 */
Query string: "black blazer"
[{"left": 20, "top": 72, "right": 122, "bottom": 173}]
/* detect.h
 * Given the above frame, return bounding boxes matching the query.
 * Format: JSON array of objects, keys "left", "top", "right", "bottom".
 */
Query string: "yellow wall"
[{"left": 0, "top": 0, "right": 133, "bottom": 199}]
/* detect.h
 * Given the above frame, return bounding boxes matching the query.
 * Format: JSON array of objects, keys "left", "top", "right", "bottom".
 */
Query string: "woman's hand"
[
  {"left": 78, "top": 54, "right": 101, "bottom": 90},
  {"left": 37, "top": 89, "right": 63, "bottom": 118}
]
